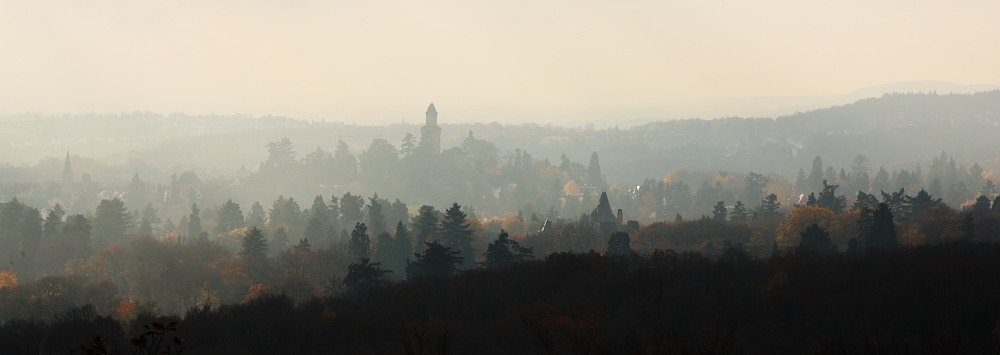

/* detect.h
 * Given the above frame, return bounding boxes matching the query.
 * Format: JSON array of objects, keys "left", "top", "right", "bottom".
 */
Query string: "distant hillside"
[
  {"left": 584, "top": 91, "right": 1000, "bottom": 182},
  {"left": 3, "top": 92, "right": 999, "bottom": 187}
]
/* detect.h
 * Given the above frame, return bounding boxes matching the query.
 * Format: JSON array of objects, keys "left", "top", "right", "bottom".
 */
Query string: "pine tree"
[
  {"left": 138, "top": 217, "right": 153, "bottom": 237},
  {"left": 349, "top": 222, "right": 371, "bottom": 261},
  {"left": 43, "top": 203, "right": 65, "bottom": 239},
  {"left": 860, "top": 203, "right": 897, "bottom": 252},
  {"left": 340, "top": 192, "right": 365, "bottom": 228},
  {"left": 849, "top": 155, "right": 871, "bottom": 194},
  {"left": 188, "top": 203, "right": 203, "bottom": 242},
  {"left": 799, "top": 224, "right": 833, "bottom": 254},
  {"left": 294, "top": 238, "right": 312, "bottom": 252},
  {"left": 332, "top": 140, "right": 359, "bottom": 182},
  {"left": 400, "top": 133, "right": 417, "bottom": 157},
  {"left": 807, "top": 156, "right": 824, "bottom": 192},
  {"left": 971, "top": 195, "right": 993, "bottom": 215},
  {"left": 411, "top": 205, "right": 439, "bottom": 247},
  {"left": 607, "top": 231, "right": 633, "bottom": 256},
  {"left": 62, "top": 215, "right": 92, "bottom": 259},
  {"left": 407, "top": 242, "right": 463, "bottom": 279},
  {"left": 366, "top": 194, "right": 387, "bottom": 236},
  {"left": 164, "top": 218, "right": 176, "bottom": 233},
  {"left": 303, "top": 216, "right": 327, "bottom": 247},
  {"left": 712, "top": 201, "right": 727, "bottom": 222},
  {"left": 872, "top": 167, "right": 891, "bottom": 193},
  {"left": 269, "top": 196, "right": 302, "bottom": 234},
  {"left": 743, "top": 172, "right": 769, "bottom": 205},
  {"left": 754, "top": 193, "right": 782, "bottom": 220},
  {"left": 586, "top": 152, "right": 604, "bottom": 188},
  {"left": 854, "top": 191, "right": 879, "bottom": 211},
  {"left": 271, "top": 226, "right": 289, "bottom": 254},
  {"left": 344, "top": 258, "right": 392, "bottom": 292},
  {"left": 439, "top": 203, "right": 476, "bottom": 266},
  {"left": 385, "top": 221, "right": 413, "bottom": 275},
  {"left": 240, "top": 227, "right": 268, "bottom": 259},
  {"left": 92, "top": 198, "right": 132, "bottom": 248},
  {"left": 729, "top": 201, "right": 748, "bottom": 222},
  {"left": 308, "top": 195, "right": 329, "bottom": 232},
  {"left": 817, "top": 180, "right": 847, "bottom": 213},
  {"left": 247, "top": 201, "right": 267, "bottom": 228},
  {"left": 373, "top": 231, "right": 393, "bottom": 266},
  {"left": 215, "top": 199, "right": 244, "bottom": 234},
  {"left": 482, "top": 230, "right": 533, "bottom": 269},
  {"left": 140, "top": 203, "right": 161, "bottom": 235}
]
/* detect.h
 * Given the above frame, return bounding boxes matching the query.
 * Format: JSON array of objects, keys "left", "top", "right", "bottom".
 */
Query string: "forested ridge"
[{"left": 1, "top": 92, "right": 1000, "bottom": 353}]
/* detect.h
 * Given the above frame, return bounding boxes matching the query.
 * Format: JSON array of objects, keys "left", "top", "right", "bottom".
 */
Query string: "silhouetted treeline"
[{"left": 4, "top": 241, "right": 1000, "bottom": 354}]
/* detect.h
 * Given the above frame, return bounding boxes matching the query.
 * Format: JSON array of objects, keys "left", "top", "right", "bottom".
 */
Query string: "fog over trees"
[{"left": 3, "top": 93, "right": 1000, "bottom": 353}]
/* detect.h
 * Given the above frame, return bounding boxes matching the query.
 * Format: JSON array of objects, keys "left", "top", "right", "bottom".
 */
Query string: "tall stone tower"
[{"left": 421, "top": 103, "right": 441, "bottom": 154}]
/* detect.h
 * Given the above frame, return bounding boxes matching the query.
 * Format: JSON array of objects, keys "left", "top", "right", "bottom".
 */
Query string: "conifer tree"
[
  {"left": 340, "top": 192, "right": 365, "bottom": 229},
  {"left": 730, "top": 201, "right": 748, "bottom": 222},
  {"left": 586, "top": 152, "right": 604, "bottom": 188},
  {"left": 215, "top": 199, "right": 244, "bottom": 234},
  {"left": 240, "top": 227, "right": 268, "bottom": 259},
  {"left": 366, "top": 194, "right": 387, "bottom": 236},
  {"left": 411, "top": 205, "right": 439, "bottom": 247},
  {"left": 817, "top": 180, "right": 847, "bottom": 213},
  {"left": 799, "top": 224, "right": 833, "bottom": 254},
  {"left": 294, "top": 238, "right": 312, "bottom": 252},
  {"left": 344, "top": 258, "right": 391, "bottom": 292},
  {"left": 62, "top": 215, "right": 92, "bottom": 259},
  {"left": 92, "top": 198, "right": 132, "bottom": 248},
  {"left": 439, "top": 203, "right": 476, "bottom": 266},
  {"left": 349, "top": 222, "right": 371, "bottom": 261},
  {"left": 271, "top": 226, "right": 289, "bottom": 254},
  {"left": 188, "top": 203, "right": 203, "bottom": 242},
  {"left": 607, "top": 231, "right": 634, "bottom": 256},
  {"left": 43, "top": 203, "right": 65, "bottom": 239},
  {"left": 373, "top": 231, "right": 393, "bottom": 266},
  {"left": 482, "top": 230, "right": 533, "bottom": 269},
  {"left": 859, "top": 203, "right": 898, "bottom": 252},
  {"left": 407, "top": 242, "right": 463, "bottom": 279},
  {"left": 386, "top": 221, "right": 412, "bottom": 275},
  {"left": 754, "top": 193, "right": 782, "bottom": 220},
  {"left": 712, "top": 201, "right": 727, "bottom": 222},
  {"left": 246, "top": 201, "right": 267, "bottom": 228}
]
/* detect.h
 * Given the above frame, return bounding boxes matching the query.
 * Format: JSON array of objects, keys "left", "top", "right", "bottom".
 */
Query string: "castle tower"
[
  {"left": 62, "top": 151, "right": 73, "bottom": 185},
  {"left": 590, "top": 191, "right": 621, "bottom": 235},
  {"left": 420, "top": 103, "right": 441, "bottom": 154}
]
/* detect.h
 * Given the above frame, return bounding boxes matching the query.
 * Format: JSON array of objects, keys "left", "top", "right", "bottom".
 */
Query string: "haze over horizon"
[{"left": 1, "top": 1, "right": 998, "bottom": 125}]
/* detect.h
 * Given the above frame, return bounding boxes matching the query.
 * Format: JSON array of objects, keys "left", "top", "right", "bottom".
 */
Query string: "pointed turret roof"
[
  {"left": 590, "top": 191, "right": 617, "bottom": 224},
  {"left": 62, "top": 151, "right": 73, "bottom": 183},
  {"left": 426, "top": 103, "right": 437, "bottom": 114}
]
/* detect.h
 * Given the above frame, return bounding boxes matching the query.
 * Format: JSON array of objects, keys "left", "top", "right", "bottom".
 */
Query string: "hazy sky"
[{"left": 1, "top": 0, "right": 998, "bottom": 124}]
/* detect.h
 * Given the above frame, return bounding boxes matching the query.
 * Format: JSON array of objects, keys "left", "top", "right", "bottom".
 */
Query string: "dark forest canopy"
[{"left": 5, "top": 242, "right": 1000, "bottom": 354}]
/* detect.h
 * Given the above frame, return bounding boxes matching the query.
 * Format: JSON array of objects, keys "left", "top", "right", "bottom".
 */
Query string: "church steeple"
[
  {"left": 420, "top": 103, "right": 442, "bottom": 154},
  {"left": 62, "top": 151, "right": 73, "bottom": 185}
]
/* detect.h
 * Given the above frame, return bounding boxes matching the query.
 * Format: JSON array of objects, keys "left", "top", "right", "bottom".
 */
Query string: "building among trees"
[
  {"left": 590, "top": 191, "right": 623, "bottom": 235},
  {"left": 62, "top": 151, "right": 73, "bottom": 185},
  {"left": 420, "top": 103, "right": 441, "bottom": 154}
]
